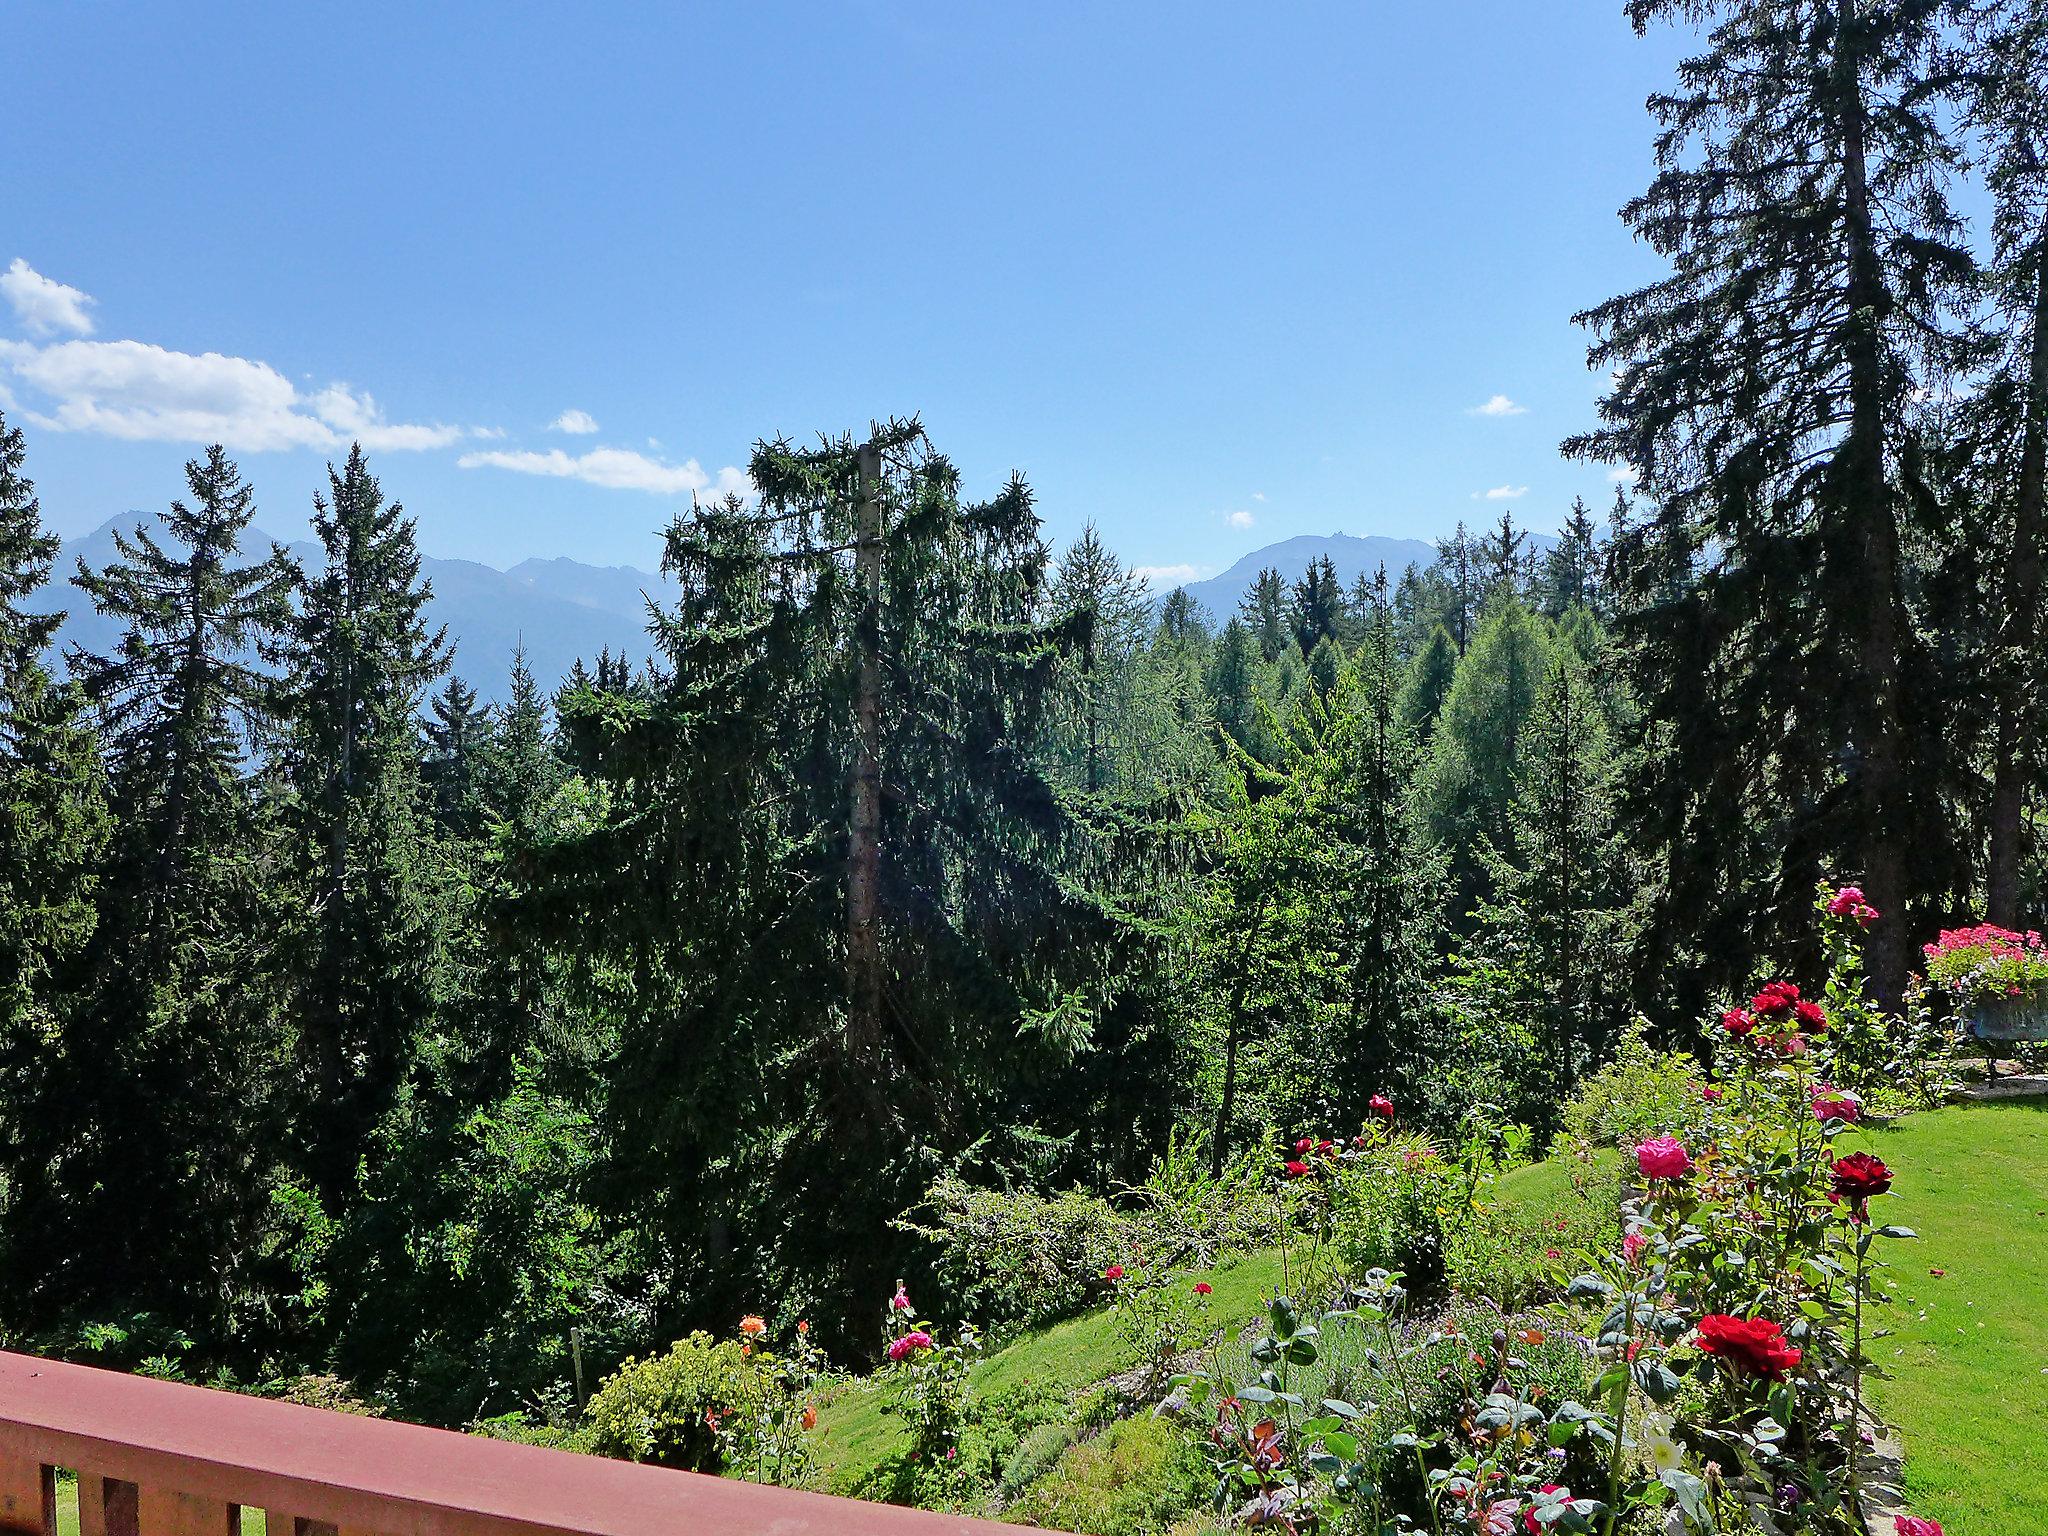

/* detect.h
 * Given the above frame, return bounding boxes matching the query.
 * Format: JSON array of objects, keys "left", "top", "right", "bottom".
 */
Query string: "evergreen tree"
[
  {"left": 1290, "top": 555, "right": 1344, "bottom": 658},
  {"left": 1535, "top": 496, "right": 1602, "bottom": 619},
  {"left": 1049, "top": 523, "right": 1151, "bottom": 794},
  {"left": 424, "top": 675, "right": 494, "bottom": 835},
  {"left": 1423, "top": 596, "right": 1552, "bottom": 927},
  {"left": 1570, "top": 0, "right": 1974, "bottom": 996},
  {"left": 1393, "top": 561, "right": 1462, "bottom": 661},
  {"left": 1206, "top": 618, "right": 1263, "bottom": 751},
  {"left": 1158, "top": 586, "right": 1209, "bottom": 649},
  {"left": 1238, "top": 567, "right": 1290, "bottom": 662},
  {"left": 276, "top": 446, "right": 449, "bottom": 1208},
  {"left": 1397, "top": 625, "right": 1460, "bottom": 744},
  {"left": 1433, "top": 523, "right": 1480, "bottom": 652},
  {"left": 0, "top": 413, "right": 61, "bottom": 716},
  {"left": 486, "top": 643, "right": 562, "bottom": 823},
  {"left": 6, "top": 446, "right": 292, "bottom": 1339},
  {"left": 1477, "top": 510, "right": 1532, "bottom": 601}
]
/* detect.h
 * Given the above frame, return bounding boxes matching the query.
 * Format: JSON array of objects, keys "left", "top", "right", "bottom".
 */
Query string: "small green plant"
[
  {"left": 1559, "top": 1024, "right": 1709, "bottom": 1152},
  {"left": 585, "top": 1332, "right": 762, "bottom": 1471},
  {"left": 1104, "top": 1255, "right": 1213, "bottom": 1395},
  {"left": 1008, "top": 1415, "right": 1208, "bottom": 1536}
]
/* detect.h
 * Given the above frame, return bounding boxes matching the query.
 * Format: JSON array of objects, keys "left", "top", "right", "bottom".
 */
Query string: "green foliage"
[
  {"left": 900, "top": 1174, "right": 1136, "bottom": 1335},
  {"left": 997, "top": 1419, "right": 1080, "bottom": 1502},
  {"left": 1327, "top": 1133, "right": 1460, "bottom": 1292},
  {"left": 1441, "top": 1160, "right": 1620, "bottom": 1310},
  {"left": 1558, "top": 1026, "right": 1708, "bottom": 1154},
  {"left": 1006, "top": 1415, "right": 1207, "bottom": 1536},
  {"left": 586, "top": 1333, "right": 765, "bottom": 1471}
]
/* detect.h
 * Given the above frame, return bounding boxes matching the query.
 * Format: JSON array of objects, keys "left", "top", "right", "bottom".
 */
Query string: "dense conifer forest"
[{"left": 2, "top": 0, "right": 2047, "bottom": 1449}]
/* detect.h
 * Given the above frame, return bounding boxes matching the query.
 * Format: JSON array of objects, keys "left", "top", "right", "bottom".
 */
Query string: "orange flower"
[
  {"left": 740, "top": 1314, "right": 767, "bottom": 1337},
  {"left": 796, "top": 1319, "right": 810, "bottom": 1336},
  {"left": 800, "top": 1404, "right": 818, "bottom": 1431}
]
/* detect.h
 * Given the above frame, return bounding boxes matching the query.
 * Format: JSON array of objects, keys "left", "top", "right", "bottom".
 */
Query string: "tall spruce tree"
[
  {"left": 1535, "top": 496, "right": 1602, "bottom": 619},
  {"left": 1238, "top": 567, "right": 1291, "bottom": 662},
  {"left": 5, "top": 446, "right": 292, "bottom": 1339},
  {"left": 277, "top": 445, "right": 448, "bottom": 1208},
  {"left": 1049, "top": 523, "right": 1150, "bottom": 794},
  {"left": 1570, "top": 0, "right": 1975, "bottom": 996},
  {"left": 424, "top": 674, "right": 494, "bottom": 835}
]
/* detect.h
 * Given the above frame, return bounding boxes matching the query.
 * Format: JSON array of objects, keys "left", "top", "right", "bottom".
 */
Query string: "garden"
[{"left": 428, "top": 887, "right": 2046, "bottom": 1535}]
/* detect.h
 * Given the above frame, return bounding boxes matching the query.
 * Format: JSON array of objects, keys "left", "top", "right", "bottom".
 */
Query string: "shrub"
[
  {"left": 585, "top": 1333, "right": 762, "bottom": 1470},
  {"left": 1559, "top": 1023, "right": 1708, "bottom": 1151},
  {"left": 1328, "top": 1133, "right": 1460, "bottom": 1292},
  {"left": 1007, "top": 1414, "right": 1207, "bottom": 1535},
  {"left": 898, "top": 1174, "right": 1134, "bottom": 1334}
]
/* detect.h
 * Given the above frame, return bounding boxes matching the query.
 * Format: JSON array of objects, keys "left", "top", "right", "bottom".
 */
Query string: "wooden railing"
[{"left": 0, "top": 1351, "right": 1053, "bottom": 1535}]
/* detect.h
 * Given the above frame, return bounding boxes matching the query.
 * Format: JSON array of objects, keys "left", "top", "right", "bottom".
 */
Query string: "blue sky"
[{"left": 3, "top": 2, "right": 1688, "bottom": 583}]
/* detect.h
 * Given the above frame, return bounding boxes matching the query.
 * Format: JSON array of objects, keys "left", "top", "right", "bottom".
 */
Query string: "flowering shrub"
[
  {"left": 1921, "top": 922, "right": 2048, "bottom": 1005},
  {"left": 709, "top": 1316, "right": 825, "bottom": 1486},
  {"left": 1103, "top": 1253, "right": 1213, "bottom": 1396},
  {"left": 585, "top": 1332, "right": 763, "bottom": 1471},
  {"left": 879, "top": 1281, "right": 981, "bottom": 1471}
]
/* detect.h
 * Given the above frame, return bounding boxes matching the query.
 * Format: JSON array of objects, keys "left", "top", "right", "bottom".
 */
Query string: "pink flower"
[
  {"left": 1827, "top": 886, "right": 1865, "bottom": 916},
  {"left": 886, "top": 1330, "right": 933, "bottom": 1362},
  {"left": 1545, "top": 1248, "right": 1562, "bottom": 1260},
  {"left": 1622, "top": 1230, "right": 1648, "bottom": 1264},
  {"left": 1104, "top": 1264, "right": 1125, "bottom": 1282},
  {"left": 890, "top": 1284, "right": 912, "bottom": 1313},
  {"left": 1369, "top": 1095, "right": 1395, "bottom": 1119},
  {"left": 1894, "top": 1519, "right": 1943, "bottom": 1536},
  {"left": 1702, "top": 1085, "right": 1724, "bottom": 1103},
  {"left": 1811, "top": 1088, "right": 1860, "bottom": 1124},
  {"left": 1635, "top": 1135, "right": 1693, "bottom": 1181}
]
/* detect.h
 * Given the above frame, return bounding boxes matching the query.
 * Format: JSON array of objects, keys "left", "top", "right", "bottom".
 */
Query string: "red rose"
[
  {"left": 1794, "top": 1000, "right": 1827, "bottom": 1031},
  {"left": 1294, "top": 1137, "right": 1313, "bottom": 1153},
  {"left": 1696, "top": 1313, "right": 1802, "bottom": 1379},
  {"left": 1701, "top": 1085, "right": 1724, "bottom": 1103},
  {"left": 1104, "top": 1264, "right": 1125, "bottom": 1281},
  {"left": 1811, "top": 1090, "right": 1859, "bottom": 1124},
  {"left": 1895, "top": 1517, "right": 1944, "bottom": 1536},
  {"left": 1369, "top": 1095, "right": 1394, "bottom": 1118},
  {"left": 1193, "top": 1281, "right": 1213, "bottom": 1295},
  {"left": 1635, "top": 1135, "right": 1693, "bottom": 1181},
  {"left": 1720, "top": 1007, "right": 1755, "bottom": 1037},
  {"left": 1826, "top": 886, "right": 1865, "bottom": 916},
  {"left": 1830, "top": 1152, "right": 1892, "bottom": 1204},
  {"left": 1284, "top": 1160, "right": 1310, "bottom": 1178},
  {"left": 1750, "top": 981, "right": 1798, "bottom": 1019}
]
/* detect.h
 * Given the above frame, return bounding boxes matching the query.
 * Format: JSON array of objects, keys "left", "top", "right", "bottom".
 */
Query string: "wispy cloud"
[
  {"left": 1607, "top": 465, "right": 1638, "bottom": 485},
  {"left": 1226, "top": 509, "right": 1257, "bottom": 529},
  {"left": 1477, "top": 484, "right": 1529, "bottom": 501},
  {"left": 551, "top": 408, "right": 600, "bottom": 435},
  {"left": 1251, "top": 491, "right": 1267, "bottom": 502},
  {"left": 1467, "top": 394, "right": 1526, "bottom": 418},
  {"left": 1, "top": 259, "right": 95, "bottom": 338},
  {"left": 0, "top": 264, "right": 492, "bottom": 453},
  {"left": 459, "top": 444, "right": 750, "bottom": 498},
  {"left": 0, "top": 337, "right": 485, "bottom": 453},
  {"left": 1135, "top": 562, "right": 1206, "bottom": 590}
]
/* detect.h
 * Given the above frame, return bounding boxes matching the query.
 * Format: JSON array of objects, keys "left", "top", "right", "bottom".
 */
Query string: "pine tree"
[
  {"left": 1397, "top": 625, "right": 1460, "bottom": 744},
  {"left": 1158, "top": 586, "right": 1210, "bottom": 650},
  {"left": 1423, "top": 596, "right": 1553, "bottom": 927},
  {"left": 424, "top": 675, "right": 494, "bottom": 834},
  {"left": 1962, "top": 0, "right": 2048, "bottom": 923},
  {"left": 1477, "top": 511, "right": 1532, "bottom": 601},
  {"left": 276, "top": 445, "right": 449, "bottom": 1207},
  {"left": 1238, "top": 567, "right": 1291, "bottom": 662},
  {"left": 486, "top": 643, "right": 562, "bottom": 823},
  {"left": 1290, "top": 555, "right": 1344, "bottom": 658},
  {"left": 1206, "top": 618, "right": 1263, "bottom": 751},
  {"left": 1474, "top": 647, "right": 1635, "bottom": 1104},
  {"left": 0, "top": 413, "right": 61, "bottom": 719},
  {"left": 1535, "top": 496, "right": 1602, "bottom": 619},
  {"left": 8, "top": 446, "right": 293, "bottom": 1337},
  {"left": 1049, "top": 523, "right": 1151, "bottom": 794},
  {"left": 1433, "top": 523, "right": 1480, "bottom": 652},
  {"left": 1570, "top": 0, "right": 1974, "bottom": 996}
]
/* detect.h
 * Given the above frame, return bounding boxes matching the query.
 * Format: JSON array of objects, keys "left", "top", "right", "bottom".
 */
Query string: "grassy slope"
[
  {"left": 1866, "top": 1100, "right": 2048, "bottom": 1533},
  {"left": 811, "top": 1151, "right": 1610, "bottom": 1496}
]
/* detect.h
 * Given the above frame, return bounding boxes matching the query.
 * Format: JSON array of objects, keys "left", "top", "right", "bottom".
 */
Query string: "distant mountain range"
[
  {"left": 30, "top": 521, "right": 1554, "bottom": 705},
  {"left": 35, "top": 516, "right": 678, "bottom": 706}
]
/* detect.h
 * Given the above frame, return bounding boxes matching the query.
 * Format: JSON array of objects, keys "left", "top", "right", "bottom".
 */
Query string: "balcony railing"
[{"left": 0, "top": 1350, "right": 1054, "bottom": 1535}]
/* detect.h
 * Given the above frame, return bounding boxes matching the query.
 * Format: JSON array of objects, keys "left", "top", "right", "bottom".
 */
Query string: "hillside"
[{"left": 1169, "top": 530, "right": 1553, "bottom": 624}]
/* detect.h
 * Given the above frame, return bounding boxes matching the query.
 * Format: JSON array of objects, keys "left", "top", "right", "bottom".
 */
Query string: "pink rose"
[
  {"left": 1895, "top": 1519, "right": 1943, "bottom": 1536},
  {"left": 1635, "top": 1135, "right": 1693, "bottom": 1181},
  {"left": 887, "top": 1330, "right": 933, "bottom": 1362},
  {"left": 1622, "top": 1230, "right": 1648, "bottom": 1264}
]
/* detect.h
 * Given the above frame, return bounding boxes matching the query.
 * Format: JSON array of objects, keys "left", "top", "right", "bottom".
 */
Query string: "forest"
[{"left": 1, "top": 0, "right": 2046, "bottom": 1488}]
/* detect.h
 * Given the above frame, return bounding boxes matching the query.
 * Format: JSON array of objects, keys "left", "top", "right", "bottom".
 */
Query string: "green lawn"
[
  {"left": 52, "top": 1478, "right": 265, "bottom": 1536},
  {"left": 1866, "top": 1100, "right": 2048, "bottom": 1533}
]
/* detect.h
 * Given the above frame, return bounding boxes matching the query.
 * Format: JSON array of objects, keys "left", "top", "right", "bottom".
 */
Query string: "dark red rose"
[
  {"left": 1295, "top": 1137, "right": 1313, "bottom": 1153},
  {"left": 1696, "top": 1313, "right": 1802, "bottom": 1379},
  {"left": 1369, "top": 1095, "right": 1394, "bottom": 1118},
  {"left": 1750, "top": 981, "right": 1798, "bottom": 1019},
  {"left": 1721, "top": 1007, "right": 1755, "bottom": 1037},
  {"left": 1794, "top": 1000, "right": 1827, "bottom": 1032},
  {"left": 1829, "top": 1152, "right": 1892, "bottom": 1204},
  {"left": 1284, "top": 1160, "right": 1310, "bottom": 1178}
]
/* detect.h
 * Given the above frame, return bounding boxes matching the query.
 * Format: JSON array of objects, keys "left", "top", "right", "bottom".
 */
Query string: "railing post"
[
  {"left": 77, "top": 1475, "right": 137, "bottom": 1536},
  {"left": 135, "top": 1487, "right": 235, "bottom": 1535},
  {"left": 0, "top": 1457, "right": 51, "bottom": 1535}
]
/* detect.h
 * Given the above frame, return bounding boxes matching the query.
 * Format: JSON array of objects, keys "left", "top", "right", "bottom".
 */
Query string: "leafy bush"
[
  {"left": 585, "top": 1333, "right": 763, "bottom": 1470},
  {"left": 898, "top": 1174, "right": 1134, "bottom": 1334},
  {"left": 1007, "top": 1414, "right": 1207, "bottom": 1535},
  {"left": 1328, "top": 1133, "right": 1460, "bottom": 1292},
  {"left": 1559, "top": 1024, "right": 1708, "bottom": 1152}
]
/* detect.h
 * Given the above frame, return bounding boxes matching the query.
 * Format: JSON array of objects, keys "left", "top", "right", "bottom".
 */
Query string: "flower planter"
[{"left": 1966, "top": 992, "right": 2048, "bottom": 1041}]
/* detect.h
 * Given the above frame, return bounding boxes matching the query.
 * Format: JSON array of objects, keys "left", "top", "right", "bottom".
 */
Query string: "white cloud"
[
  {"left": 1135, "top": 563, "right": 1205, "bottom": 590},
  {"left": 459, "top": 444, "right": 750, "bottom": 498},
  {"left": 1479, "top": 484, "right": 1529, "bottom": 500},
  {"left": 1468, "top": 394, "right": 1526, "bottom": 418},
  {"left": 551, "top": 408, "right": 600, "bottom": 435},
  {"left": 1607, "top": 465, "right": 1638, "bottom": 485},
  {"left": 0, "top": 336, "right": 489, "bottom": 453},
  {"left": 1226, "top": 509, "right": 1257, "bottom": 529},
  {"left": 1251, "top": 491, "right": 1267, "bottom": 502},
  {"left": 2, "top": 260, "right": 96, "bottom": 338}
]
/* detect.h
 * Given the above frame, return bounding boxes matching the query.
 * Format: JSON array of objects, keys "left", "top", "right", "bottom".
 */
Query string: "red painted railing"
[{"left": 0, "top": 1351, "right": 1055, "bottom": 1535}]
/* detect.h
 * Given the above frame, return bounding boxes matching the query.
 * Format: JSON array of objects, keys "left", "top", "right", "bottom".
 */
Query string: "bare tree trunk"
[
  {"left": 847, "top": 439, "right": 885, "bottom": 1063},
  {"left": 1836, "top": 0, "right": 1910, "bottom": 1001},
  {"left": 1989, "top": 241, "right": 2048, "bottom": 925}
]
